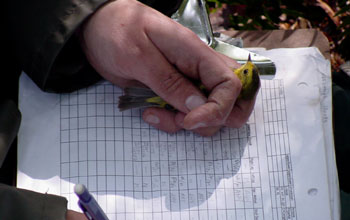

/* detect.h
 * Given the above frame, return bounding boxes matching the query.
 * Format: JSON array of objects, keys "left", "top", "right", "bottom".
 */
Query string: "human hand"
[
  {"left": 66, "top": 210, "right": 87, "bottom": 220},
  {"left": 80, "top": 0, "right": 257, "bottom": 136}
]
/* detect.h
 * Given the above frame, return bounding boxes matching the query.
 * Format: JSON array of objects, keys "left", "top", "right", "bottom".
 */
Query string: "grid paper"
[
  {"left": 59, "top": 79, "right": 296, "bottom": 220},
  {"left": 261, "top": 80, "right": 297, "bottom": 220}
]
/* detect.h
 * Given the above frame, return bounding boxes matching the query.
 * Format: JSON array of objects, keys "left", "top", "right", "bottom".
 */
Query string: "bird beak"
[{"left": 248, "top": 54, "right": 251, "bottom": 62}]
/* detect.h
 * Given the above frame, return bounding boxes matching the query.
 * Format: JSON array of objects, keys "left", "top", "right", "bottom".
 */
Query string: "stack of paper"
[{"left": 17, "top": 47, "right": 339, "bottom": 220}]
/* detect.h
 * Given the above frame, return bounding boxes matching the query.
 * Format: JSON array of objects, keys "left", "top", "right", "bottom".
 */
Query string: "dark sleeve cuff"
[
  {"left": 0, "top": 184, "right": 68, "bottom": 220},
  {"left": 32, "top": 0, "right": 110, "bottom": 92}
]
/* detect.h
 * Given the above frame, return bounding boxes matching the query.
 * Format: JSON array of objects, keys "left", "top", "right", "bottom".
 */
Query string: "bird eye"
[{"left": 243, "top": 69, "right": 249, "bottom": 75}]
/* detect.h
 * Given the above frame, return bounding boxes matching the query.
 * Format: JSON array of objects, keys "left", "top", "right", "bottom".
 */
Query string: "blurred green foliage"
[{"left": 207, "top": 0, "right": 350, "bottom": 67}]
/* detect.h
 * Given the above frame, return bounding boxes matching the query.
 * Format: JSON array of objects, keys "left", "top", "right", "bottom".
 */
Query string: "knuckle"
[
  {"left": 212, "top": 109, "right": 227, "bottom": 124},
  {"left": 228, "top": 74, "right": 242, "bottom": 93},
  {"left": 210, "top": 107, "right": 228, "bottom": 127},
  {"left": 212, "top": 74, "right": 242, "bottom": 98},
  {"left": 160, "top": 71, "right": 187, "bottom": 94}
]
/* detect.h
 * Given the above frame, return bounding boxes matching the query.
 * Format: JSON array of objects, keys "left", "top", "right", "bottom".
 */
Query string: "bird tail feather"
[{"left": 118, "top": 87, "right": 159, "bottom": 111}]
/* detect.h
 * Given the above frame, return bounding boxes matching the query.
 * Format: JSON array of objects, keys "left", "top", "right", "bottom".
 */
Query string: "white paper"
[{"left": 17, "top": 47, "right": 339, "bottom": 220}]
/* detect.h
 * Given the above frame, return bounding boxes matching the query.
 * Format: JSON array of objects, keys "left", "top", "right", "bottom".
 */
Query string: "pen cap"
[{"left": 74, "top": 184, "right": 91, "bottom": 203}]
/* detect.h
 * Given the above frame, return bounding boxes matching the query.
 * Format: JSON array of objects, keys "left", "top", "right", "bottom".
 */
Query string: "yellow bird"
[{"left": 118, "top": 55, "right": 260, "bottom": 111}]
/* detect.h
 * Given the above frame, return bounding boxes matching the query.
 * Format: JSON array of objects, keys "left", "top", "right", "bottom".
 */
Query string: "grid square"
[{"left": 78, "top": 104, "right": 87, "bottom": 117}]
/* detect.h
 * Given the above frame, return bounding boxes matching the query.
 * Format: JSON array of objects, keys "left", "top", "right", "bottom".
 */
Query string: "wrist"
[{"left": 74, "top": 0, "right": 116, "bottom": 52}]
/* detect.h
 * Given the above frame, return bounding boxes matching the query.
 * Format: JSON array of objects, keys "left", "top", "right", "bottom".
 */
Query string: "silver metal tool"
[{"left": 171, "top": 0, "right": 276, "bottom": 76}]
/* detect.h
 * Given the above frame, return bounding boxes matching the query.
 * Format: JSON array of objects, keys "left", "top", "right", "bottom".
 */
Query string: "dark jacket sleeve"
[
  {"left": 0, "top": 183, "right": 68, "bottom": 220},
  {"left": 0, "top": 100, "right": 21, "bottom": 167},
  {"left": 5, "top": 0, "right": 110, "bottom": 93},
  {"left": 2, "top": 0, "right": 182, "bottom": 219},
  {"left": 5, "top": 0, "right": 182, "bottom": 93}
]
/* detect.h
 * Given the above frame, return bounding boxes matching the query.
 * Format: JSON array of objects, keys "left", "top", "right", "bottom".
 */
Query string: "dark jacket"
[
  {"left": 1, "top": 0, "right": 181, "bottom": 219},
  {"left": 5, "top": 0, "right": 181, "bottom": 93}
]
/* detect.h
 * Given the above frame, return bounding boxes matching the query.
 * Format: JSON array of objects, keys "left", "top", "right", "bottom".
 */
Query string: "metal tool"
[{"left": 171, "top": 0, "right": 276, "bottom": 76}]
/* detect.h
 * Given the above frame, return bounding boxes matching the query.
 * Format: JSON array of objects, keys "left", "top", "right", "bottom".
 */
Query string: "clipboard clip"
[{"left": 171, "top": 0, "right": 276, "bottom": 76}]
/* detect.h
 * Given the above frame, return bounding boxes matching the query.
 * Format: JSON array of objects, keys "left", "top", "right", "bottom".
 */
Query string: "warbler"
[{"left": 118, "top": 55, "right": 260, "bottom": 111}]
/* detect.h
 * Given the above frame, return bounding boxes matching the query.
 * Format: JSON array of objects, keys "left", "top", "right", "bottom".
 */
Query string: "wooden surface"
[{"left": 222, "top": 29, "right": 331, "bottom": 60}]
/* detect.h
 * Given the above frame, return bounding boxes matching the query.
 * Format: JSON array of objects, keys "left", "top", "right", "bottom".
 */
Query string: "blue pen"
[{"left": 74, "top": 184, "right": 109, "bottom": 220}]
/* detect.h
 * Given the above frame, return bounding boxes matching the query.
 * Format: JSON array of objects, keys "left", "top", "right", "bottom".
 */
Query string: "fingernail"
[
  {"left": 185, "top": 95, "right": 206, "bottom": 110},
  {"left": 188, "top": 122, "right": 206, "bottom": 130},
  {"left": 144, "top": 114, "right": 160, "bottom": 124}
]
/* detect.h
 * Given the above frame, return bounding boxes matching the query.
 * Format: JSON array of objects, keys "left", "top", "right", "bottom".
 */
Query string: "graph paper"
[
  {"left": 18, "top": 47, "right": 338, "bottom": 220},
  {"left": 58, "top": 80, "right": 280, "bottom": 220}
]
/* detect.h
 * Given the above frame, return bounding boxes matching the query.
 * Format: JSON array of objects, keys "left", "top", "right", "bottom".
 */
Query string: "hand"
[
  {"left": 66, "top": 210, "right": 87, "bottom": 220},
  {"left": 80, "top": 0, "right": 256, "bottom": 136}
]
